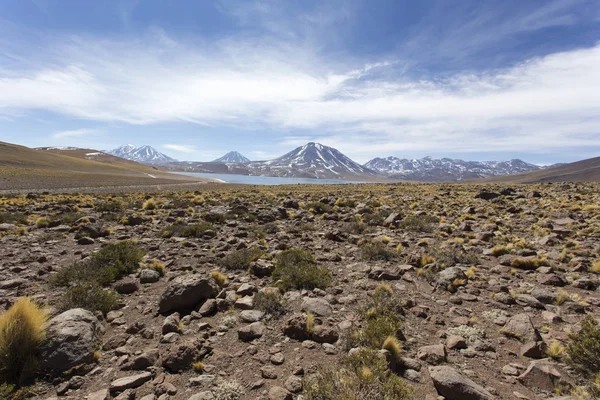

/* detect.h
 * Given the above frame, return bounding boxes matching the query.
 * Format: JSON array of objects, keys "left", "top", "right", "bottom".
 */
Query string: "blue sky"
[{"left": 0, "top": 0, "right": 599, "bottom": 164}]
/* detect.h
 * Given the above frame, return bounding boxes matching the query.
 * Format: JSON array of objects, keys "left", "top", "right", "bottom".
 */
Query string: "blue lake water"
[{"left": 175, "top": 172, "right": 364, "bottom": 186}]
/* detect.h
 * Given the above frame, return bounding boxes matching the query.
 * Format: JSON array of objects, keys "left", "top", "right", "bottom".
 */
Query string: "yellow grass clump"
[{"left": 0, "top": 297, "right": 48, "bottom": 384}]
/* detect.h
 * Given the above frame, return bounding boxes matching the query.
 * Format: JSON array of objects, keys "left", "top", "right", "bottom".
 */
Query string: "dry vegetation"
[{"left": 0, "top": 182, "right": 600, "bottom": 399}]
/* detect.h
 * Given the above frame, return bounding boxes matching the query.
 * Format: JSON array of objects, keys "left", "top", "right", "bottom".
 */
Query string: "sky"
[{"left": 0, "top": 0, "right": 599, "bottom": 164}]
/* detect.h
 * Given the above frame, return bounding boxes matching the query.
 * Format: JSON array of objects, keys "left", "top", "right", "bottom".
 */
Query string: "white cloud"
[
  {"left": 1, "top": 27, "right": 600, "bottom": 161},
  {"left": 52, "top": 128, "right": 98, "bottom": 139},
  {"left": 161, "top": 144, "right": 198, "bottom": 153}
]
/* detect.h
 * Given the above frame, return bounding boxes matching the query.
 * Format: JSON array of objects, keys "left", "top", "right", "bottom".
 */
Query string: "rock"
[
  {"left": 240, "top": 310, "right": 265, "bottom": 323},
  {"left": 199, "top": 299, "right": 217, "bottom": 316},
  {"left": 537, "top": 274, "right": 567, "bottom": 287},
  {"left": 0, "top": 223, "right": 18, "bottom": 231},
  {"left": 123, "top": 349, "right": 159, "bottom": 370},
  {"left": 109, "top": 372, "right": 152, "bottom": 393},
  {"left": 268, "top": 386, "right": 292, "bottom": 400},
  {"left": 417, "top": 344, "right": 447, "bottom": 365},
  {"left": 162, "top": 341, "right": 201, "bottom": 372},
  {"left": 102, "top": 333, "right": 128, "bottom": 351},
  {"left": 236, "top": 283, "right": 255, "bottom": 296},
  {"left": 446, "top": 335, "right": 467, "bottom": 350},
  {"left": 261, "top": 365, "right": 278, "bottom": 379},
  {"left": 235, "top": 296, "right": 254, "bottom": 310},
  {"left": 368, "top": 268, "right": 402, "bottom": 280},
  {"left": 114, "top": 278, "right": 139, "bottom": 294},
  {"left": 429, "top": 365, "right": 494, "bottom": 400},
  {"left": 0, "top": 278, "right": 28, "bottom": 289},
  {"left": 502, "top": 313, "right": 541, "bottom": 342},
  {"left": 282, "top": 314, "right": 309, "bottom": 341},
  {"left": 77, "top": 237, "right": 95, "bottom": 245},
  {"left": 384, "top": 212, "right": 402, "bottom": 225},
  {"left": 158, "top": 275, "right": 219, "bottom": 313},
  {"left": 476, "top": 191, "right": 500, "bottom": 201},
  {"left": 140, "top": 269, "right": 160, "bottom": 283},
  {"left": 518, "top": 359, "right": 566, "bottom": 392},
  {"left": 521, "top": 341, "right": 548, "bottom": 359},
  {"left": 436, "top": 268, "right": 468, "bottom": 291},
  {"left": 88, "top": 389, "right": 110, "bottom": 400},
  {"left": 301, "top": 297, "right": 333, "bottom": 317},
  {"left": 238, "top": 322, "right": 265, "bottom": 341},
  {"left": 311, "top": 326, "right": 339, "bottom": 344},
  {"left": 162, "top": 313, "right": 181, "bottom": 334},
  {"left": 514, "top": 294, "right": 545, "bottom": 309},
  {"left": 188, "top": 393, "right": 215, "bottom": 400},
  {"left": 284, "top": 375, "right": 303, "bottom": 393},
  {"left": 542, "top": 311, "right": 563, "bottom": 323},
  {"left": 39, "top": 308, "right": 103, "bottom": 375}
]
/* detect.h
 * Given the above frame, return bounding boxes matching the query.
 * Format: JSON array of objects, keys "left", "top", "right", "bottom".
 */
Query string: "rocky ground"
[{"left": 1, "top": 182, "right": 599, "bottom": 400}]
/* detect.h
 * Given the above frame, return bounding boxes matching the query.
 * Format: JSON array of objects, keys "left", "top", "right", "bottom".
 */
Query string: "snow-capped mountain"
[
  {"left": 213, "top": 151, "right": 250, "bottom": 163},
  {"left": 160, "top": 143, "right": 379, "bottom": 180},
  {"left": 364, "top": 156, "right": 541, "bottom": 182},
  {"left": 252, "top": 142, "right": 377, "bottom": 179},
  {"left": 107, "top": 145, "right": 176, "bottom": 164}
]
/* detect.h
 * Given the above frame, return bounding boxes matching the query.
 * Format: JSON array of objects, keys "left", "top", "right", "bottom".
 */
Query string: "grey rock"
[
  {"left": 429, "top": 366, "right": 494, "bottom": 400},
  {"left": 109, "top": 372, "right": 152, "bottom": 393},
  {"left": 301, "top": 297, "right": 332, "bottom": 317},
  {"left": 158, "top": 275, "right": 219, "bottom": 313},
  {"left": 39, "top": 308, "right": 103, "bottom": 375}
]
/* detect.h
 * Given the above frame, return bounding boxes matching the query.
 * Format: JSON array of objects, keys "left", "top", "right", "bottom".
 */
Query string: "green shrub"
[
  {"left": 254, "top": 289, "right": 285, "bottom": 317},
  {"left": 60, "top": 282, "right": 119, "bottom": 315},
  {"left": 360, "top": 242, "right": 398, "bottom": 261},
  {"left": 0, "top": 212, "right": 27, "bottom": 225},
  {"left": 431, "top": 247, "right": 479, "bottom": 268},
  {"left": 94, "top": 200, "right": 123, "bottom": 212},
  {"left": 303, "top": 348, "right": 413, "bottom": 400},
  {"left": 398, "top": 215, "right": 439, "bottom": 232},
  {"left": 220, "top": 248, "right": 264, "bottom": 270},
  {"left": 273, "top": 249, "right": 332, "bottom": 291},
  {"left": 0, "top": 297, "right": 48, "bottom": 385},
  {"left": 51, "top": 241, "right": 145, "bottom": 287},
  {"left": 0, "top": 383, "right": 32, "bottom": 400},
  {"left": 162, "top": 222, "right": 215, "bottom": 238},
  {"left": 567, "top": 315, "right": 600, "bottom": 376}
]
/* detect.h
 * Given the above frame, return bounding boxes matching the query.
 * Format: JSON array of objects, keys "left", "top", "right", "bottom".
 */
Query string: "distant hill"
[
  {"left": 478, "top": 156, "right": 600, "bottom": 183},
  {"left": 364, "top": 156, "right": 541, "bottom": 182},
  {"left": 108, "top": 145, "right": 176, "bottom": 164},
  {"left": 213, "top": 151, "right": 250, "bottom": 163},
  {"left": 0, "top": 141, "right": 203, "bottom": 190}
]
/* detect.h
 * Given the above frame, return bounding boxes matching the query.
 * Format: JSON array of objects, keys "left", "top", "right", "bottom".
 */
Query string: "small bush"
[
  {"left": 142, "top": 198, "right": 157, "bottom": 210},
  {"left": 511, "top": 257, "right": 548, "bottom": 270},
  {"left": 192, "top": 361, "right": 205, "bottom": 373},
  {"left": 567, "top": 315, "right": 600, "bottom": 376},
  {"left": 0, "top": 383, "right": 32, "bottom": 400},
  {"left": 214, "top": 380, "right": 244, "bottom": 400},
  {"left": 0, "top": 212, "right": 27, "bottom": 225},
  {"left": 0, "top": 297, "right": 48, "bottom": 385},
  {"left": 303, "top": 348, "right": 413, "bottom": 400},
  {"left": 253, "top": 289, "right": 285, "bottom": 317},
  {"left": 432, "top": 247, "right": 479, "bottom": 268},
  {"left": 490, "top": 245, "right": 512, "bottom": 257},
  {"left": 273, "top": 249, "right": 332, "bottom": 291},
  {"left": 35, "top": 217, "right": 50, "bottom": 228},
  {"left": 210, "top": 270, "right": 228, "bottom": 287},
  {"left": 142, "top": 260, "right": 165, "bottom": 277},
  {"left": 60, "top": 282, "right": 119, "bottom": 315},
  {"left": 95, "top": 200, "right": 123, "bottom": 212},
  {"left": 306, "top": 312, "right": 315, "bottom": 335},
  {"left": 591, "top": 261, "right": 600, "bottom": 274},
  {"left": 398, "top": 215, "right": 439, "bottom": 233},
  {"left": 162, "top": 222, "right": 215, "bottom": 238},
  {"left": 382, "top": 335, "right": 402, "bottom": 362},
  {"left": 361, "top": 242, "right": 398, "bottom": 261},
  {"left": 220, "top": 248, "right": 263, "bottom": 270},
  {"left": 547, "top": 341, "right": 565, "bottom": 360}
]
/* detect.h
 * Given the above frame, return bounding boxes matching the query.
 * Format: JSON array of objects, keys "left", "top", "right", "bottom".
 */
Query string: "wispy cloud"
[
  {"left": 52, "top": 128, "right": 98, "bottom": 139},
  {"left": 161, "top": 144, "right": 198, "bottom": 153},
  {"left": 1, "top": 0, "right": 600, "bottom": 162}
]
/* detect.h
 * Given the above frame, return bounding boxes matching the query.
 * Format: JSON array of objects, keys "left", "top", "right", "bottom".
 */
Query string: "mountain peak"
[
  {"left": 107, "top": 145, "right": 176, "bottom": 164},
  {"left": 213, "top": 151, "right": 250, "bottom": 163}
]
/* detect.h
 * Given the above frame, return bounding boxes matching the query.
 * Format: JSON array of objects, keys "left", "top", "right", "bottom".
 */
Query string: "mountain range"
[
  {"left": 107, "top": 144, "right": 177, "bottom": 164},
  {"left": 105, "top": 142, "right": 556, "bottom": 182},
  {"left": 364, "top": 156, "right": 541, "bottom": 182}
]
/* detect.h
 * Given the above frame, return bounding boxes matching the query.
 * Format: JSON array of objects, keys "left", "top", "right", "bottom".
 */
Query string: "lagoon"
[{"left": 175, "top": 172, "right": 364, "bottom": 185}]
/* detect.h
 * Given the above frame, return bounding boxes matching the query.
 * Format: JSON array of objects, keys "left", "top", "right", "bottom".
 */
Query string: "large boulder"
[
  {"left": 39, "top": 308, "right": 103, "bottom": 374},
  {"left": 158, "top": 275, "right": 219, "bottom": 313},
  {"left": 429, "top": 366, "right": 494, "bottom": 400},
  {"left": 502, "top": 313, "right": 541, "bottom": 343}
]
